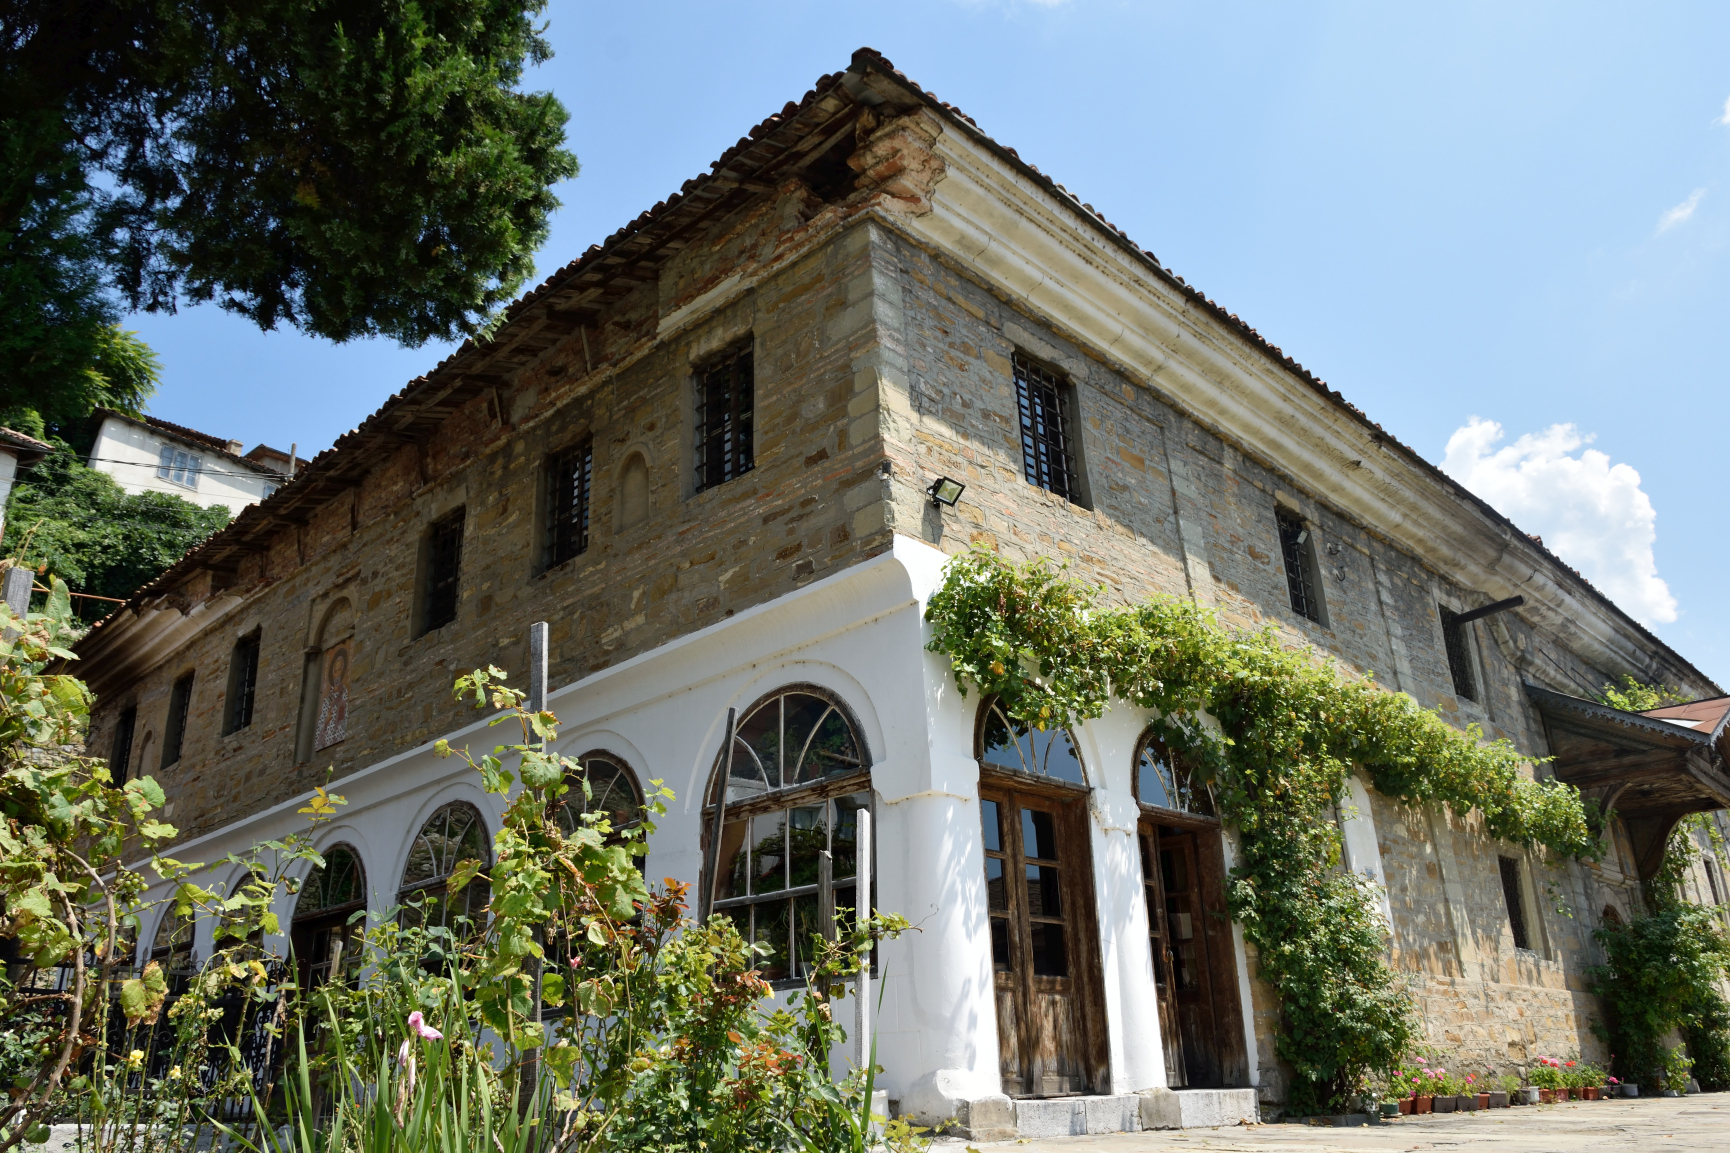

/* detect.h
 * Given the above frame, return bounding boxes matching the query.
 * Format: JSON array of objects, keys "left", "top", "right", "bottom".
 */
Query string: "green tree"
[
  {"left": 2, "top": 0, "right": 578, "bottom": 429},
  {"left": 1595, "top": 674, "right": 1690, "bottom": 713},
  {"left": 2, "top": 441, "right": 230, "bottom": 620}
]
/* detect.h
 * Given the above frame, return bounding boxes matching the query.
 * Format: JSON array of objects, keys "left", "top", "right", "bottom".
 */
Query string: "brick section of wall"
[{"left": 94, "top": 211, "right": 896, "bottom": 844}]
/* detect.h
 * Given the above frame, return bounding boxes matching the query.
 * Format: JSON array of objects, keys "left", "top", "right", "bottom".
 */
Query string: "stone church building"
[{"left": 74, "top": 50, "right": 1730, "bottom": 1136}]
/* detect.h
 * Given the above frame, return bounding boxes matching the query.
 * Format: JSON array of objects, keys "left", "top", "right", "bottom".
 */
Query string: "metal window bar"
[
  {"left": 1276, "top": 511, "right": 1319, "bottom": 623},
  {"left": 1498, "top": 856, "right": 1530, "bottom": 951},
  {"left": 112, "top": 706, "right": 136, "bottom": 785},
  {"left": 228, "top": 634, "right": 260, "bottom": 733},
  {"left": 694, "top": 346, "right": 754, "bottom": 493},
  {"left": 1013, "top": 354, "right": 1078, "bottom": 501},
  {"left": 547, "top": 440, "right": 594, "bottom": 567},
  {"left": 163, "top": 673, "right": 193, "bottom": 766},
  {"left": 1440, "top": 606, "right": 1478, "bottom": 702},
  {"left": 424, "top": 511, "right": 465, "bottom": 632}
]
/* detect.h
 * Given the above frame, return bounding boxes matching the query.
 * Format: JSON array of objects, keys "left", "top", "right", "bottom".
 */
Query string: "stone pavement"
[{"left": 954, "top": 1094, "right": 1729, "bottom": 1153}]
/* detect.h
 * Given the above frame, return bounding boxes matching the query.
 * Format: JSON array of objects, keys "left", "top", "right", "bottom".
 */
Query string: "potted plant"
[
  {"left": 1457, "top": 1073, "right": 1479, "bottom": 1111},
  {"left": 1529, "top": 1057, "right": 1565, "bottom": 1103},
  {"left": 1490, "top": 1073, "right": 1518, "bottom": 1108},
  {"left": 1577, "top": 1062, "right": 1607, "bottom": 1100},
  {"left": 1432, "top": 1071, "right": 1459, "bottom": 1112}
]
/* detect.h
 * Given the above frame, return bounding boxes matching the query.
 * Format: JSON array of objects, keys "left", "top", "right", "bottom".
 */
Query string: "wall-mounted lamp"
[{"left": 927, "top": 477, "right": 966, "bottom": 508}]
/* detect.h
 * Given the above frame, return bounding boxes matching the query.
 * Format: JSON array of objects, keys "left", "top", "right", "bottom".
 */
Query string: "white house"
[{"left": 87, "top": 409, "right": 297, "bottom": 516}]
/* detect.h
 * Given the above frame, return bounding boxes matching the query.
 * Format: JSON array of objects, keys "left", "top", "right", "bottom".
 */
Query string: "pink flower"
[
  {"left": 407, "top": 1011, "right": 443, "bottom": 1042},
  {"left": 397, "top": 1038, "right": 412, "bottom": 1066}
]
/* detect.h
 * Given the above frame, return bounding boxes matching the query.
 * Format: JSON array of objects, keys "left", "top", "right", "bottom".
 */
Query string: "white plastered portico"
[{"left": 132, "top": 533, "right": 1279, "bottom": 1133}]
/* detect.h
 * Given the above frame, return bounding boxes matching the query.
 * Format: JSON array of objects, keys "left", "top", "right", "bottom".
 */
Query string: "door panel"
[
  {"left": 980, "top": 786, "right": 1101, "bottom": 1097},
  {"left": 1138, "top": 827, "right": 1186, "bottom": 1087}
]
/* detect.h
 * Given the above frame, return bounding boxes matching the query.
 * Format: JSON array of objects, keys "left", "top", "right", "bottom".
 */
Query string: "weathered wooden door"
[
  {"left": 1137, "top": 818, "right": 1249, "bottom": 1088},
  {"left": 1138, "top": 825, "right": 1187, "bottom": 1086},
  {"left": 981, "top": 783, "right": 1105, "bottom": 1097}
]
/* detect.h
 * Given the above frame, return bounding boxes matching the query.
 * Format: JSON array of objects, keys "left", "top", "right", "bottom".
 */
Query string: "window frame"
[
  {"left": 1439, "top": 604, "right": 1478, "bottom": 703},
  {"left": 974, "top": 696, "right": 1088, "bottom": 790},
  {"left": 161, "top": 671, "right": 195, "bottom": 769},
  {"left": 692, "top": 342, "right": 755, "bottom": 495},
  {"left": 223, "top": 631, "right": 261, "bottom": 736},
  {"left": 397, "top": 801, "right": 492, "bottom": 930},
  {"left": 700, "top": 684, "right": 873, "bottom": 987},
  {"left": 544, "top": 439, "right": 595, "bottom": 570},
  {"left": 420, "top": 508, "right": 466, "bottom": 635},
  {"left": 1012, "top": 352, "right": 1083, "bottom": 505},
  {"left": 156, "top": 445, "right": 203, "bottom": 489},
  {"left": 1131, "top": 729, "right": 1218, "bottom": 823},
  {"left": 1275, "top": 508, "right": 1326, "bottom": 626},
  {"left": 111, "top": 706, "right": 137, "bottom": 786}
]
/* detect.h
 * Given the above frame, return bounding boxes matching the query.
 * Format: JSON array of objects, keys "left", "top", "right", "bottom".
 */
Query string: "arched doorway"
[
  {"left": 1133, "top": 729, "right": 1247, "bottom": 1088},
  {"left": 976, "top": 698, "right": 1107, "bottom": 1098}
]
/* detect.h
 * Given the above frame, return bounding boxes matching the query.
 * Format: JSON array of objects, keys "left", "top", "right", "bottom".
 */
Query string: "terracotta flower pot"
[
  {"left": 1414, "top": 1095, "right": 1433, "bottom": 1114},
  {"left": 1434, "top": 1095, "right": 1456, "bottom": 1113},
  {"left": 1539, "top": 1089, "right": 1555, "bottom": 1104},
  {"left": 1476, "top": 1093, "right": 1491, "bottom": 1109},
  {"left": 1398, "top": 1098, "right": 1413, "bottom": 1115},
  {"left": 1558, "top": 1088, "right": 1572, "bottom": 1101},
  {"left": 1582, "top": 1087, "right": 1599, "bottom": 1101}
]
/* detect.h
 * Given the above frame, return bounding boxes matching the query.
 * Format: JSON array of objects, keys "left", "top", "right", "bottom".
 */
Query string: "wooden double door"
[
  {"left": 1137, "top": 816, "right": 1248, "bottom": 1088},
  {"left": 981, "top": 779, "right": 1108, "bottom": 1098}
]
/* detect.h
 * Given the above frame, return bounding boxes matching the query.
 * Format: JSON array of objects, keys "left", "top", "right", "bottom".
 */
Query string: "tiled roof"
[
  {"left": 0, "top": 427, "right": 54, "bottom": 457},
  {"left": 73, "top": 49, "right": 1717, "bottom": 695},
  {"left": 94, "top": 408, "right": 286, "bottom": 479}
]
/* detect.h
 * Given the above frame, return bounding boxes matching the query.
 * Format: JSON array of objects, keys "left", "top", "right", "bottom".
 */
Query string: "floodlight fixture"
[{"left": 927, "top": 477, "right": 966, "bottom": 508}]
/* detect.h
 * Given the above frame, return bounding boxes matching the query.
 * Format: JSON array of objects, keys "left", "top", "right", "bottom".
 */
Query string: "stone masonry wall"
[{"left": 862, "top": 221, "right": 1660, "bottom": 1095}]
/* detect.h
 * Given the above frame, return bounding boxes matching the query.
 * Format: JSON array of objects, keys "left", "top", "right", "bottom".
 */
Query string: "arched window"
[
  {"left": 976, "top": 698, "right": 1085, "bottom": 785},
  {"left": 398, "top": 803, "right": 490, "bottom": 930},
  {"left": 148, "top": 905, "right": 196, "bottom": 994},
  {"left": 294, "top": 844, "right": 367, "bottom": 987},
  {"left": 555, "top": 752, "right": 645, "bottom": 854},
  {"left": 1133, "top": 730, "right": 1214, "bottom": 816},
  {"left": 1601, "top": 904, "right": 1624, "bottom": 929},
  {"left": 705, "top": 687, "right": 871, "bottom": 983}
]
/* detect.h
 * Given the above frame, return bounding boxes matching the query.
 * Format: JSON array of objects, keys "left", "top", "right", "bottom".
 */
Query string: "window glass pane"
[
  {"left": 986, "top": 857, "right": 1007, "bottom": 911},
  {"left": 980, "top": 705, "right": 1029, "bottom": 774},
  {"left": 158, "top": 446, "right": 173, "bottom": 477},
  {"left": 787, "top": 802, "right": 827, "bottom": 890},
  {"left": 829, "top": 792, "right": 868, "bottom": 880},
  {"left": 793, "top": 893, "right": 823, "bottom": 979},
  {"left": 788, "top": 697, "right": 862, "bottom": 783},
  {"left": 748, "top": 811, "right": 787, "bottom": 896},
  {"left": 990, "top": 918, "right": 1012, "bottom": 970},
  {"left": 981, "top": 798, "right": 1002, "bottom": 853},
  {"left": 715, "top": 818, "right": 750, "bottom": 901},
  {"left": 1029, "top": 923, "right": 1068, "bottom": 977},
  {"left": 1036, "top": 728, "right": 1084, "bottom": 785},
  {"left": 1137, "top": 746, "right": 1174, "bottom": 809},
  {"left": 1022, "top": 809, "right": 1059, "bottom": 862},
  {"left": 753, "top": 898, "right": 790, "bottom": 981},
  {"left": 736, "top": 697, "right": 785, "bottom": 790},
  {"left": 1025, "top": 864, "right": 1062, "bottom": 917}
]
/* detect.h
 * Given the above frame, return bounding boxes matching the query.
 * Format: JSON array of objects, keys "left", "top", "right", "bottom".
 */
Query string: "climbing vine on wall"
[{"left": 924, "top": 547, "right": 1600, "bottom": 1112}]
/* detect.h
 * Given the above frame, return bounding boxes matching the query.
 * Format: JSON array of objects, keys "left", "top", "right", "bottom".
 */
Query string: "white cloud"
[
  {"left": 1720, "top": 94, "right": 1730, "bottom": 126},
  {"left": 1440, "top": 418, "right": 1678, "bottom": 626},
  {"left": 1657, "top": 188, "right": 1705, "bottom": 233}
]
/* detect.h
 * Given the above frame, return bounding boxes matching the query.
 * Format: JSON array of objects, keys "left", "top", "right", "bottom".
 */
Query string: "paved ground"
[{"left": 955, "top": 1094, "right": 1730, "bottom": 1153}]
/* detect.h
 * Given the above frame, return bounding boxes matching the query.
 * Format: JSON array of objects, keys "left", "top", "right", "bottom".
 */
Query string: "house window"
[
  {"left": 1133, "top": 730, "right": 1214, "bottom": 816},
  {"left": 1440, "top": 606, "right": 1477, "bottom": 702},
  {"left": 421, "top": 509, "right": 465, "bottom": 634},
  {"left": 1013, "top": 353, "right": 1081, "bottom": 503},
  {"left": 546, "top": 440, "right": 594, "bottom": 568},
  {"left": 1276, "top": 509, "right": 1324, "bottom": 624},
  {"left": 147, "top": 906, "right": 196, "bottom": 995},
  {"left": 693, "top": 344, "right": 754, "bottom": 493},
  {"left": 398, "top": 803, "right": 491, "bottom": 931},
  {"left": 111, "top": 706, "right": 137, "bottom": 786},
  {"left": 553, "top": 753, "right": 645, "bottom": 843},
  {"left": 156, "top": 445, "right": 202, "bottom": 489},
  {"left": 223, "top": 632, "right": 260, "bottom": 735},
  {"left": 161, "top": 672, "right": 194, "bottom": 769},
  {"left": 1498, "top": 855, "right": 1531, "bottom": 951},
  {"left": 293, "top": 844, "right": 367, "bottom": 989},
  {"left": 262, "top": 483, "right": 279, "bottom": 500},
  {"left": 977, "top": 698, "right": 1085, "bottom": 786},
  {"left": 705, "top": 687, "right": 871, "bottom": 983}
]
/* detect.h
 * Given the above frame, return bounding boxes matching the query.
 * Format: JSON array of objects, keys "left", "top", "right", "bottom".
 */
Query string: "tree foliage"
[
  {"left": 924, "top": 546, "right": 1599, "bottom": 1111},
  {"left": 2, "top": 0, "right": 578, "bottom": 427},
  {"left": 1595, "top": 674, "right": 1690, "bottom": 714},
  {"left": 2, "top": 439, "right": 230, "bottom": 620}
]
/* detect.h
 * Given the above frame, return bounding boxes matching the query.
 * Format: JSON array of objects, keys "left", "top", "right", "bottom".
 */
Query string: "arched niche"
[{"left": 617, "top": 451, "right": 650, "bottom": 531}]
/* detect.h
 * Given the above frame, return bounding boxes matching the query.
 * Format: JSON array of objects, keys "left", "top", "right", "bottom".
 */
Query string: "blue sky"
[{"left": 125, "top": 1, "right": 1730, "bottom": 687}]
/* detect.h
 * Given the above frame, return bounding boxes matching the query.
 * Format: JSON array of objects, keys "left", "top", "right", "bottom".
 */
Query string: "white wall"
[{"left": 88, "top": 415, "right": 276, "bottom": 515}]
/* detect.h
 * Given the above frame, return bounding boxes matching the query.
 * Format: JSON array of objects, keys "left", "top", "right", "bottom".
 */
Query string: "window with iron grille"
[
  {"left": 1440, "top": 606, "right": 1477, "bottom": 702},
  {"left": 112, "top": 707, "right": 137, "bottom": 785},
  {"left": 223, "top": 632, "right": 260, "bottom": 735},
  {"left": 546, "top": 439, "right": 594, "bottom": 568},
  {"left": 1013, "top": 353, "right": 1080, "bottom": 502},
  {"left": 1276, "top": 510, "right": 1323, "bottom": 623},
  {"left": 421, "top": 510, "right": 465, "bottom": 634},
  {"left": 162, "top": 672, "right": 194, "bottom": 768},
  {"left": 1498, "top": 855, "right": 1531, "bottom": 951},
  {"left": 693, "top": 345, "right": 754, "bottom": 493}
]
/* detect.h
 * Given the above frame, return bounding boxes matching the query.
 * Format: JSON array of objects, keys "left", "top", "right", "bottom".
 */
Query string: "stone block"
[{"left": 1141, "top": 1087, "right": 1259, "bottom": 1130}]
